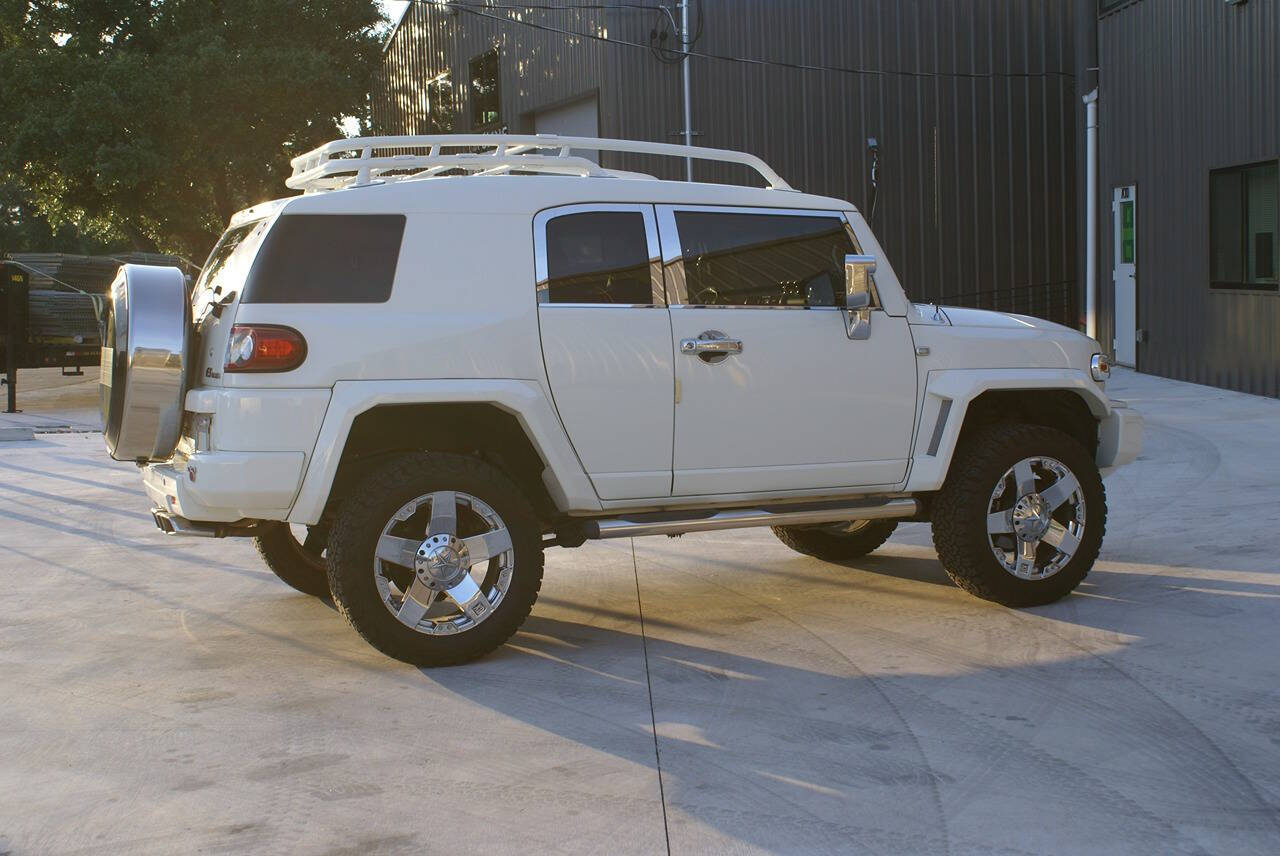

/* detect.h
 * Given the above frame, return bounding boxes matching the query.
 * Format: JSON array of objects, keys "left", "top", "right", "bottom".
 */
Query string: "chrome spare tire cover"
[{"left": 101, "top": 264, "right": 189, "bottom": 462}]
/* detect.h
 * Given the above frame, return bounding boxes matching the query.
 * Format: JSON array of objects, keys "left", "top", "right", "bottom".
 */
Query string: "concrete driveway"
[{"left": 1, "top": 369, "right": 1278, "bottom": 855}]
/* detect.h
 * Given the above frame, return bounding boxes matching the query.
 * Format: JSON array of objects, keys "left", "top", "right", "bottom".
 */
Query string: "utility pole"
[{"left": 680, "top": 0, "right": 693, "bottom": 181}]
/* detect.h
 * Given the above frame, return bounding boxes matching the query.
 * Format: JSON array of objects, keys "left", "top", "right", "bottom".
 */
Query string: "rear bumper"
[
  {"left": 1097, "top": 400, "right": 1143, "bottom": 475},
  {"left": 142, "top": 450, "right": 305, "bottom": 523}
]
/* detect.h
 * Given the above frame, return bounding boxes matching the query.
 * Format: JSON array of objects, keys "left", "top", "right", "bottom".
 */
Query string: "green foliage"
[
  {"left": 0, "top": 0, "right": 385, "bottom": 259},
  {"left": 0, "top": 181, "right": 114, "bottom": 255}
]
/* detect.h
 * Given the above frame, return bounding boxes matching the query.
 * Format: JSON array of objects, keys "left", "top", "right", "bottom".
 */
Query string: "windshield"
[{"left": 191, "top": 219, "right": 269, "bottom": 307}]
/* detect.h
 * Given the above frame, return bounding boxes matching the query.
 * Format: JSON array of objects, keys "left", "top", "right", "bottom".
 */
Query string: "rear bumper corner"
[{"left": 142, "top": 450, "right": 303, "bottom": 524}]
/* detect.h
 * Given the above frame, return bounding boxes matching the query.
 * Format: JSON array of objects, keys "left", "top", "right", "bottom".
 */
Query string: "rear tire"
[
  {"left": 931, "top": 423, "right": 1105, "bottom": 607},
  {"left": 254, "top": 523, "right": 331, "bottom": 598},
  {"left": 327, "top": 453, "right": 544, "bottom": 667},
  {"left": 771, "top": 520, "right": 898, "bottom": 561}
]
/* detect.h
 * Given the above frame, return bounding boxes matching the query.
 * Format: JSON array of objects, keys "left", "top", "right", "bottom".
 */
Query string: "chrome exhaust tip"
[{"left": 151, "top": 508, "right": 261, "bottom": 538}]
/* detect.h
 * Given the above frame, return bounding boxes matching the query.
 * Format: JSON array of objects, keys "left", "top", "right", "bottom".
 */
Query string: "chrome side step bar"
[{"left": 583, "top": 497, "right": 919, "bottom": 540}]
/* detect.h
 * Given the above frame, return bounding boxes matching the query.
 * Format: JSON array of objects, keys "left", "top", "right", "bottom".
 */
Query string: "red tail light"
[{"left": 224, "top": 325, "right": 307, "bottom": 373}]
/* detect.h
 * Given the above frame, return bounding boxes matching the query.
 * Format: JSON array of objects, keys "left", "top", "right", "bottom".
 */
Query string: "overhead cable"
[{"left": 404, "top": 1, "right": 1074, "bottom": 81}]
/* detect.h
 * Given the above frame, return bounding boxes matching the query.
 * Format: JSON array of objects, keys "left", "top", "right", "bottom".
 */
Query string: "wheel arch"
[
  {"left": 904, "top": 370, "right": 1110, "bottom": 493},
  {"left": 287, "top": 380, "right": 602, "bottom": 526},
  {"left": 327, "top": 403, "right": 557, "bottom": 522}
]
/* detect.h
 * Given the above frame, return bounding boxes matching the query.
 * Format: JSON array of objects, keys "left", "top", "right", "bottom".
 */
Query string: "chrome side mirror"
[{"left": 844, "top": 254, "right": 875, "bottom": 339}]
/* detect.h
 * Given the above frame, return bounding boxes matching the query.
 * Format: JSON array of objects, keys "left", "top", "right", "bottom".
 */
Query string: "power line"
[
  {"left": 407, "top": 1, "right": 1074, "bottom": 82},
  {"left": 2, "top": 259, "right": 91, "bottom": 296}
]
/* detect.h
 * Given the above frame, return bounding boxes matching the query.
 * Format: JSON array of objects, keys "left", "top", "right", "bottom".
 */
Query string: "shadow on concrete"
[
  {"left": 0, "top": 457, "right": 141, "bottom": 496},
  {"left": 422, "top": 604, "right": 1280, "bottom": 854}
]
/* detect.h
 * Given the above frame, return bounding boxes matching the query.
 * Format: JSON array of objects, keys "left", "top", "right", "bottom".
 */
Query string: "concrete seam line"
[{"left": 632, "top": 538, "right": 672, "bottom": 856}]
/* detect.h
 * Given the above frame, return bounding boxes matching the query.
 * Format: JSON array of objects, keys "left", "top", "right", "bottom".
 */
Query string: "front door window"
[{"left": 673, "top": 211, "right": 858, "bottom": 308}]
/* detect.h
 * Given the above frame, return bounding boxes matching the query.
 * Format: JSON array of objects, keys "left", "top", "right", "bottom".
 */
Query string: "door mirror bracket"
[{"left": 844, "top": 254, "right": 876, "bottom": 340}]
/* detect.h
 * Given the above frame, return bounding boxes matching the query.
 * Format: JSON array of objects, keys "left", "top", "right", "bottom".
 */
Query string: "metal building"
[
  {"left": 373, "top": 0, "right": 1080, "bottom": 325},
  {"left": 1087, "top": 0, "right": 1279, "bottom": 397}
]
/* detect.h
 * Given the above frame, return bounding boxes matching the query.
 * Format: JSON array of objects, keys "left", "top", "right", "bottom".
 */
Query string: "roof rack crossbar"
[{"left": 285, "top": 134, "right": 792, "bottom": 193}]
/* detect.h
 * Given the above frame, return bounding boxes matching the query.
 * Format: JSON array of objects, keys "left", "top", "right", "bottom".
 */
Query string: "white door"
[
  {"left": 657, "top": 206, "right": 918, "bottom": 496},
  {"left": 533, "top": 95, "right": 599, "bottom": 163},
  {"left": 535, "top": 204, "right": 673, "bottom": 500},
  {"left": 1113, "top": 186, "right": 1137, "bottom": 366}
]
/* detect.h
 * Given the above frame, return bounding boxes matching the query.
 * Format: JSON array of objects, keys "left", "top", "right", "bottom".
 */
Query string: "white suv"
[{"left": 100, "top": 135, "right": 1142, "bottom": 666}]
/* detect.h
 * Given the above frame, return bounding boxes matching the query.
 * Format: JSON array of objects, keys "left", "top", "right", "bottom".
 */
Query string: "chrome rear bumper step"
[{"left": 584, "top": 497, "right": 919, "bottom": 540}]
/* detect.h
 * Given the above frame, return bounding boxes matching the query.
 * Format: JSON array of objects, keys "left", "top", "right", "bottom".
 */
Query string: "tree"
[
  {"left": 0, "top": 0, "right": 385, "bottom": 259},
  {"left": 0, "top": 181, "right": 114, "bottom": 255}
]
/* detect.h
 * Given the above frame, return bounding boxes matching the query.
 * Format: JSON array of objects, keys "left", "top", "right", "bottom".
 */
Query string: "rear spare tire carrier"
[{"left": 101, "top": 264, "right": 189, "bottom": 462}]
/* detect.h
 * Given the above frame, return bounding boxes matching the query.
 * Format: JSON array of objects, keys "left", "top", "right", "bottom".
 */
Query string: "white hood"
[{"left": 908, "top": 303, "right": 1075, "bottom": 333}]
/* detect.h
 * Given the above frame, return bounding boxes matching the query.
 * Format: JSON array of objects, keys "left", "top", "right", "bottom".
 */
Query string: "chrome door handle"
[{"left": 680, "top": 332, "right": 743, "bottom": 356}]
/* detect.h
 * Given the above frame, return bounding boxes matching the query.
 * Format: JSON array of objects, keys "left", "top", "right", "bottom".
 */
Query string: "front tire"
[
  {"left": 327, "top": 453, "right": 544, "bottom": 667},
  {"left": 254, "top": 523, "right": 331, "bottom": 598},
  {"left": 931, "top": 424, "right": 1105, "bottom": 607},
  {"left": 771, "top": 520, "right": 898, "bottom": 561}
]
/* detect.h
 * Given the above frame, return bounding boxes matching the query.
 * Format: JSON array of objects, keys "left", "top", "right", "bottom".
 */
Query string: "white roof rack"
[{"left": 286, "top": 134, "right": 792, "bottom": 193}]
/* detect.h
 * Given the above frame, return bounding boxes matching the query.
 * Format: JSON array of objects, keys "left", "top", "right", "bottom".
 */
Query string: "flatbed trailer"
[{"left": 2, "top": 262, "right": 104, "bottom": 413}]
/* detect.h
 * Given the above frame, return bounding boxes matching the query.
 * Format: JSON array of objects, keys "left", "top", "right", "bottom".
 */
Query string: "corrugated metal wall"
[
  {"left": 373, "top": 1, "right": 1078, "bottom": 317},
  {"left": 372, "top": 1, "right": 614, "bottom": 134},
  {"left": 1097, "top": 0, "right": 1279, "bottom": 397}
]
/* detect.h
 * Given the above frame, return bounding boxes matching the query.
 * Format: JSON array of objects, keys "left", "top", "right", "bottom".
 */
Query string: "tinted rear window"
[
  {"left": 243, "top": 214, "right": 406, "bottom": 303},
  {"left": 543, "top": 211, "right": 652, "bottom": 304}
]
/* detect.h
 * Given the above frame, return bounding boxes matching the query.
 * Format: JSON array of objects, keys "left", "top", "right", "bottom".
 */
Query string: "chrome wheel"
[
  {"left": 372, "top": 491, "right": 514, "bottom": 635},
  {"left": 985, "top": 455, "right": 1085, "bottom": 581}
]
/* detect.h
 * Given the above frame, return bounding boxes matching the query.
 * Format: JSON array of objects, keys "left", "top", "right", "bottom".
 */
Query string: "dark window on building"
[
  {"left": 542, "top": 211, "right": 652, "bottom": 304},
  {"left": 674, "top": 211, "right": 857, "bottom": 307},
  {"left": 244, "top": 215, "right": 406, "bottom": 303},
  {"left": 469, "top": 49, "right": 500, "bottom": 129},
  {"left": 1211, "top": 161, "right": 1278, "bottom": 291}
]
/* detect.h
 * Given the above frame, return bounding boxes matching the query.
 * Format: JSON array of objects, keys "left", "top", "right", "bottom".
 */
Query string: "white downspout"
[{"left": 1083, "top": 89, "right": 1098, "bottom": 340}]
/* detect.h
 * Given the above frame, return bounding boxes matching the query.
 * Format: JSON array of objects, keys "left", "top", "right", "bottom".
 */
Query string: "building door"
[
  {"left": 657, "top": 205, "right": 918, "bottom": 496},
  {"left": 533, "top": 95, "right": 599, "bottom": 163},
  {"left": 1112, "top": 186, "right": 1137, "bottom": 366}
]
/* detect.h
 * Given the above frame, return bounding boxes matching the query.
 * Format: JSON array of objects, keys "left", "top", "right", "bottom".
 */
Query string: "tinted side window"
[
  {"left": 243, "top": 214, "right": 406, "bottom": 304},
  {"left": 542, "top": 211, "right": 653, "bottom": 304},
  {"left": 192, "top": 220, "right": 268, "bottom": 306},
  {"left": 675, "top": 212, "right": 855, "bottom": 307},
  {"left": 197, "top": 223, "right": 259, "bottom": 292}
]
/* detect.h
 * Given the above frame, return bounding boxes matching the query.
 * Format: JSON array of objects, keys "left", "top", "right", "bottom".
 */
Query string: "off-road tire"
[
  {"left": 771, "top": 520, "right": 898, "bottom": 561},
  {"left": 327, "top": 452, "right": 544, "bottom": 667},
  {"left": 932, "top": 423, "right": 1106, "bottom": 607},
  {"left": 254, "top": 523, "right": 331, "bottom": 598}
]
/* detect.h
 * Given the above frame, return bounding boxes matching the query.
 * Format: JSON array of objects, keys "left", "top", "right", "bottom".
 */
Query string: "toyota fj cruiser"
[{"left": 101, "top": 134, "right": 1142, "bottom": 666}]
